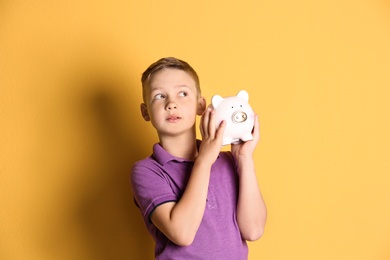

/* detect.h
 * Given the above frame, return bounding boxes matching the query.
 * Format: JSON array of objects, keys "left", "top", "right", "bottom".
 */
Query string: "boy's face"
[{"left": 141, "top": 68, "right": 205, "bottom": 137}]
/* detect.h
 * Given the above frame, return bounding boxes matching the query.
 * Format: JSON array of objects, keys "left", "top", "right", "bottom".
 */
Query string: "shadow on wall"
[
  {"left": 78, "top": 75, "right": 155, "bottom": 259},
  {"left": 44, "top": 68, "right": 156, "bottom": 259}
]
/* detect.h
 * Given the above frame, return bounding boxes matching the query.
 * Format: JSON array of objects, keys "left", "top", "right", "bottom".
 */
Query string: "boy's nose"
[{"left": 166, "top": 101, "right": 177, "bottom": 110}]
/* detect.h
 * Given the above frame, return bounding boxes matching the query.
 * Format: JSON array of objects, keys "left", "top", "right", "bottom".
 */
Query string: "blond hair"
[{"left": 141, "top": 57, "right": 201, "bottom": 102}]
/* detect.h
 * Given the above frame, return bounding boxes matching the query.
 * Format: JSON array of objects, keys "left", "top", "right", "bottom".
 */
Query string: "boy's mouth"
[{"left": 167, "top": 115, "right": 181, "bottom": 122}]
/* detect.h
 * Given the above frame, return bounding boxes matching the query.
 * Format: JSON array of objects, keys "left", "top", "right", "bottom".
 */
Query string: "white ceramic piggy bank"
[{"left": 211, "top": 90, "right": 255, "bottom": 146}]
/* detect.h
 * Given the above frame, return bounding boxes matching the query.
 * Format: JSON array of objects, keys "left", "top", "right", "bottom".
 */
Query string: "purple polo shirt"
[{"left": 131, "top": 141, "right": 248, "bottom": 260}]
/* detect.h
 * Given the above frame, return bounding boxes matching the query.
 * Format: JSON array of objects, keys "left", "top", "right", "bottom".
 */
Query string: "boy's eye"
[
  {"left": 178, "top": 91, "right": 187, "bottom": 97},
  {"left": 154, "top": 94, "right": 166, "bottom": 100}
]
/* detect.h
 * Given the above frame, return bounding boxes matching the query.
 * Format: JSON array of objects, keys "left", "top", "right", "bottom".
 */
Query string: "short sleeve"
[{"left": 131, "top": 160, "right": 178, "bottom": 222}]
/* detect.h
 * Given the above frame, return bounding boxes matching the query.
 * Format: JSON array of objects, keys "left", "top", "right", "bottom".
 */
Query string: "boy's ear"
[
  {"left": 140, "top": 103, "right": 150, "bottom": 121},
  {"left": 197, "top": 96, "right": 206, "bottom": 115}
]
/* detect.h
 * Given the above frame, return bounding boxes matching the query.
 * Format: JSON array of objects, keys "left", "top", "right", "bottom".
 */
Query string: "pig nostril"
[{"left": 232, "top": 111, "right": 248, "bottom": 123}]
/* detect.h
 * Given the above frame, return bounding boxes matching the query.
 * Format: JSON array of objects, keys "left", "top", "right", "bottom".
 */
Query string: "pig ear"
[
  {"left": 211, "top": 95, "right": 224, "bottom": 108},
  {"left": 237, "top": 90, "right": 249, "bottom": 101}
]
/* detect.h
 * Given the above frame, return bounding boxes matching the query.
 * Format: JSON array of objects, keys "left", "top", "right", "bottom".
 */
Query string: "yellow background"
[{"left": 1, "top": 1, "right": 389, "bottom": 259}]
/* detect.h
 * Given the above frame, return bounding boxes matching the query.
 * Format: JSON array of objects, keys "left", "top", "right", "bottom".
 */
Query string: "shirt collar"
[{"left": 152, "top": 140, "right": 201, "bottom": 166}]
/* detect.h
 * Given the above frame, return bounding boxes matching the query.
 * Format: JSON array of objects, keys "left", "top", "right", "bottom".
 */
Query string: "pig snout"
[{"left": 231, "top": 111, "right": 248, "bottom": 123}]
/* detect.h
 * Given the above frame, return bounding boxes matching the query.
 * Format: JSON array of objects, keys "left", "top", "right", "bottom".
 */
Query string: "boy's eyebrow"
[
  {"left": 175, "top": 85, "right": 192, "bottom": 90},
  {"left": 150, "top": 84, "right": 193, "bottom": 92}
]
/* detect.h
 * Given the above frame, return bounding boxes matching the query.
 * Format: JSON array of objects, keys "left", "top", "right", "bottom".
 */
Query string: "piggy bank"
[{"left": 211, "top": 90, "right": 255, "bottom": 146}]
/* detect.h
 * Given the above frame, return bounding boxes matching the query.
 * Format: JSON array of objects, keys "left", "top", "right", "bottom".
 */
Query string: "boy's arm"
[
  {"left": 232, "top": 114, "right": 267, "bottom": 241},
  {"left": 150, "top": 109, "right": 225, "bottom": 246}
]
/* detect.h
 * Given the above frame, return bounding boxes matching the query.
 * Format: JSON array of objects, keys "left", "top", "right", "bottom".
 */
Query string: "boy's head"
[
  {"left": 141, "top": 57, "right": 201, "bottom": 103},
  {"left": 139, "top": 57, "right": 206, "bottom": 137}
]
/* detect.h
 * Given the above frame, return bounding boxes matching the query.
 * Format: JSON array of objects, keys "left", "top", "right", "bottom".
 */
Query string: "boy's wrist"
[
  {"left": 194, "top": 154, "right": 215, "bottom": 169},
  {"left": 234, "top": 153, "right": 253, "bottom": 163},
  {"left": 235, "top": 155, "right": 255, "bottom": 170}
]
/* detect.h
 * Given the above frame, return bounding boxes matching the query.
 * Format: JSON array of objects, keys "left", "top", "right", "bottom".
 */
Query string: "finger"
[
  {"left": 252, "top": 114, "right": 260, "bottom": 141},
  {"left": 199, "top": 114, "right": 205, "bottom": 137},
  {"left": 208, "top": 109, "right": 217, "bottom": 139},
  {"left": 202, "top": 108, "right": 211, "bottom": 138},
  {"left": 215, "top": 120, "right": 226, "bottom": 141}
]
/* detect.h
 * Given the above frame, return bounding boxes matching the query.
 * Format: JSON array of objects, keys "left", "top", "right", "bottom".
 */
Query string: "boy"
[{"left": 131, "top": 57, "right": 267, "bottom": 259}]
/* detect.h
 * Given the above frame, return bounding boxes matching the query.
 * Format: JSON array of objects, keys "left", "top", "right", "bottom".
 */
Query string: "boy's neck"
[{"left": 159, "top": 133, "right": 198, "bottom": 160}]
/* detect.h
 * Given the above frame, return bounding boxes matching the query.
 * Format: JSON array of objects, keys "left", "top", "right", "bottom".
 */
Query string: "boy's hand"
[
  {"left": 231, "top": 114, "right": 260, "bottom": 160},
  {"left": 198, "top": 108, "right": 226, "bottom": 164}
]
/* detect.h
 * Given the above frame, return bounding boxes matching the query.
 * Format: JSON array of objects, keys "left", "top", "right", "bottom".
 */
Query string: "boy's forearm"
[
  {"left": 236, "top": 156, "right": 267, "bottom": 241},
  {"left": 173, "top": 160, "right": 211, "bottom": 225},
  {"left": 154, "top": 158, "right": 213, "bottom": 246}
]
